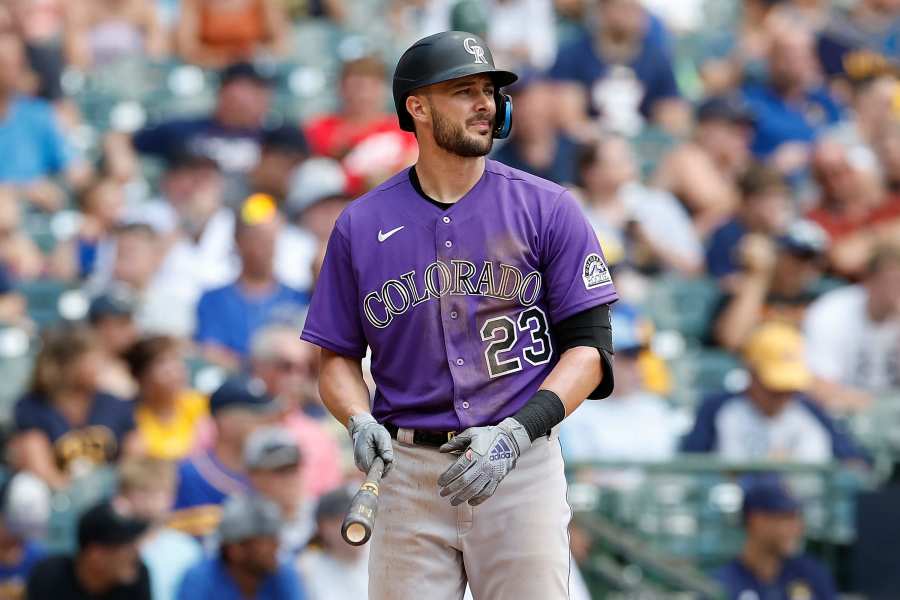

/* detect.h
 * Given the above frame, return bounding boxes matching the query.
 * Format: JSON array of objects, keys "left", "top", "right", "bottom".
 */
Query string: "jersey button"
[
  {"left": 455, "top": 358, "right": 464, "bottom": 366},
  {"left": 462, "top": 401, "right": 470, "bottom": 409},
  {"left": 444, "top": 240, "right": 452, "bottom": 248},
  {"left": 450, "top": 310, "right": 458, "bottom": 319},
  {"left": 442, "top": 216, "right": 451, "bottom": 224}
]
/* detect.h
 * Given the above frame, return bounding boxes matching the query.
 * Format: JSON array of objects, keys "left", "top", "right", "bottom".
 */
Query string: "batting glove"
[
  {"left": 348, "top": 413, "right": 394, "bottom": 477},
  {"left": 437, "top": 417, "right": 532, "bottom": 506}
]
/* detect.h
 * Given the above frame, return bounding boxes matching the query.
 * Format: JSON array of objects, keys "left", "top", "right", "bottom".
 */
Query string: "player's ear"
[{"left": 406, "top": 93, "right": 429, "bottom": 129}]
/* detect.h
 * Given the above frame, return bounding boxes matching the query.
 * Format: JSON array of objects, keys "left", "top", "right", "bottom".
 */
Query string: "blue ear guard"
[{"left": 493, "top": 93, "right": 513, "bottom": 139}]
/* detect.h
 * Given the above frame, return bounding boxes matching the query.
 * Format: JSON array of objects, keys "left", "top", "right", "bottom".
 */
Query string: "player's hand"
[
  {"left": 437, "top": 417, "right": 532, "bottom": 506},
  {"left": 348, "top": 413, "right": 394, "bottom": 477}
]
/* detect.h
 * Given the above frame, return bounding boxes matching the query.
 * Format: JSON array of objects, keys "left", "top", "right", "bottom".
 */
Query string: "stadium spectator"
[
  {"left": 284, "top": 157, "right": 350, "bottom": 243},
  {"left": 655, "top": 95, "right": 755, "bottom": 237},
  {"left": 874, "top": 115, "right": 900, "bottom": 193},
  {"left": 0, "top": 186, "right": 45, "bottom": 281},
  {"left": 0, "top": 471, "right": 51, "bottom": 598},
  {"left": 86, "top": 290, "right": 140, "bottom": 398},
  {"left": 249, "top": 325, "right": 345, "bottom": 496},
  {"left": 576, "top": 134, "right": 703, "bottom": 277},
  {"left": 304, "top": 56, "right": 418, "bottom": 196},
  {"left": 806, "top": 140, "right": 900, "bottom": 278},
  {"left": 480, "top": 0, "right": 557, "bottom": 71},
  {"left": 3, "top": 0, "right": 68, "bottom": 105},
  {"left": 49, "top": 178, "right": 126, "bottom": 281},
  {"left": 705, "top": 164, "right": 793, "bottom": 285},
  {"left": 0, "top": 263, "right": 27, "bottom": 326},
  {"left": 243, "top": 427, "right": 314, "bottom": 557},
  {"left": 176, "top": 494, "right": 307, "bottom": 600},
  {"left": 297, "top": 488, "right": 367, "bottom": 600},
  {"left": 124, "top": 336, "right": 210, "bottom": 461},
  {"left": 712, "top": 220, "right": 830, "bottom": 352},
  {"left": 0, "top": 31, "right": 90, "bottom": 211},
  {"left": 714, "top": 478, "right": 838, "bottom": 600},
  {"left": 116, "top": 457, "right": 202, "bottom": 600},
  {"left": 560, "top": 303, "right": 679, "bottom": 465},
  {"left": 63, "top": 0, "right": 167, "bottom": 70},
  {"left": 824, "top": 74, "right": 896, "bottom": 174},
  {"left": 803, "top": 245, "right": 900, "bottom": 408},
  {"left": 175, "top": 0, "right": 290, "bottom": 69},
  {"left": 9, "top": 326, "right": 137, "bottom": 490},
  {"left": 195, "top": 194, "right": 309, "bottom": 368},
  {"left": 170, "top": 374, "right": 279, "bottom": 537},
  {"left": 113, "top": 62, "right": 275, "bottom": 178},
  {"left": 490, "top": 76, "right": 579, "bottom": 186},
  {"left": 681, "top": 322, "right": 868, "bottom": 464},
  {"left": 227, "top": 125, "right": 311, "bottom": 209},
  {"left": 817, "top": 0, "right": 900, "bottom": 83},
  {"left": 743, "top": 28, "right": 844, "bottom": 169},
  {"left": 27, "top": 500, "right": 151, "bottom": 600},
  {"left": 548, "top": 0, "right": 689, "bottom": 138}
]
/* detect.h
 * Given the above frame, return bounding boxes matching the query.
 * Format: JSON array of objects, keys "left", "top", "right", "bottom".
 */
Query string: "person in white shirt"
[{"left": 803, "top": 245, "right": 900, "bottom": 411}]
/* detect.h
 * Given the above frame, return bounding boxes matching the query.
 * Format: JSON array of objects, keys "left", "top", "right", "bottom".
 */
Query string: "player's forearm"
[
  {"left": 539, "top": 346, "right": 603, "bottom": 416},
  {"left": 318, "top": 348, "right": 372, "bottom": 428}
]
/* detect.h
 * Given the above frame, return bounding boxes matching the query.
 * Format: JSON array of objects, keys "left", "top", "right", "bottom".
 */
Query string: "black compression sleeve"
[
  {"left": 511, "top": 389, "right": 566, "bottom": 442},
  {"left": 553, "top": 304, "right": 615, "bottom": 399}
]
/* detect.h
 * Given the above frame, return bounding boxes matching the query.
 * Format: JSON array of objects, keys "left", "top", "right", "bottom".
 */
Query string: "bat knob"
[{"left": 343, "top": 522, "right": 369, "bottom": 545}]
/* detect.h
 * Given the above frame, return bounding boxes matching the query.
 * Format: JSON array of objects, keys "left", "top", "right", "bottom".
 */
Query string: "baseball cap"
[
  {"left": 243, "top": 426, "right": 301, "bottom": 471},
  {"left": 238, "top": 193, "right": 279, "bottom": 227},
  {"left": 164, "top": 145, "right": 220, "bottom": 172},
  {"left": 742, "top": 322, "right": 812, "bottom": 392},
  {"left": 314, "top": 487, "right": 354, "bottom": 522},
  {"left": 285, "top": 158, "right": 348, "bottom": 217},
  {"left": 218, "top": 494, "right": 282, "bottom": 543},
  {"left": 742, "top": 478, "right": 801, "bottom": 520},
  {"left": 777, "top": 220, "right": 829, "bottom": 258},
  {"left": 696, "top": 95, "right": 756, "bottom": 126},
  {"left": 1, "top": 471, "right": 51, "bottom": 539},
  {"left": 77, "top": 500, "right": 149, "bottom": 549},
  {"left": 209, "top": 374, "right": 280, "bottom": 415},
  {"left": 219, "top": 62, "right": 274, "bottom": 87},
  {"left": 87, "top": 288, "right": 135, "bottom": 324},
  {"left": 261, "top": 125, "right": 309, "bottom": 156}
]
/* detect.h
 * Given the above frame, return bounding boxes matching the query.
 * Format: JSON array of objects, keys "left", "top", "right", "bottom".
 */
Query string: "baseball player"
[{"left": 301, "top": 31, "right": 618, "bottom": 600}]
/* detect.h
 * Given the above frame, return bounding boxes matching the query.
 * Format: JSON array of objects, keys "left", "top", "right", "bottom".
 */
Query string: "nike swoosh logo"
[{"left": 378, "top": 226, "right": 405, "bottom": 243}]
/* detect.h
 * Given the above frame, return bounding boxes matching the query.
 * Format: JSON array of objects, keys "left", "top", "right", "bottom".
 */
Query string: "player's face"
[{"left": 424, "top": 74, "right": 496, "bottom": 157}]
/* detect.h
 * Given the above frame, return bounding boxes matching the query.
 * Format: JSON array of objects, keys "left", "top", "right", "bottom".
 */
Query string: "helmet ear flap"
[{"left": 493, "top": 93, "right": 513, "bottom": 139}]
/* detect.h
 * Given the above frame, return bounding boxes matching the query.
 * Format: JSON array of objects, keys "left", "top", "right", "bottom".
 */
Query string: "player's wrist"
[{"left": 510, "top": 389, "right": 565, "bottom": 443}]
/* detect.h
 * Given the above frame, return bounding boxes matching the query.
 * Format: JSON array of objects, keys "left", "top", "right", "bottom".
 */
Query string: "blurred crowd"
[{"left": 0, "top": 0, "right": 898, "bottom": 598}]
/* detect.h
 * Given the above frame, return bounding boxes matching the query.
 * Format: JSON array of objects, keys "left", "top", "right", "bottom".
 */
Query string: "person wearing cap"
[
  {"left": 176, "top": 494, "right": 307, "bottom": 600},
  {"left": 304, "top": 55, "right": 419, "bottom": 196},
  {"left": 175, "top": 0, "right": 289, "bottom": 69},
  {"left": 26, "top": 500, "right": 151, "bottom": 600},
  {"left": 0, "top": 472, "right": 50, "bottom": 599},
  {"left": 296, "top": 488, "right": 367, "bottom": 600},
  {"left": 714, "top": 478, "right": 837, "bottom": 600},
  {"left": 244, "top": 426, "right": 314, "bottom": 557},
  {"left": 547, "top": 0, "right": 690, "bottom": 139},
  {"left": 116, "top": 457, "right": 202, "bottom": 600},
  {"left": 803, "top": 244, "right": 900, "bottom": 411},
  {"left": 85, "top": 288, "right": 140, "bottom": 399},
  {"left": 681, "top": 321, "right": 868, "bottom": 464},
  {"left": 705, "top": 164, "right": 793, "bottom": 284},
  {"left": 170, "top": 374, "right": 281, "bottom": 538},
  {"left": 109, "top": 61, "right": 275, "bottom": 178},
  {"left": 124, "top": 335, "right": 210, "bottom": 461},
  {"left": 575, "top": 133, "right": 704, "bottom": 276},
  {"left": 490, "top": 73, "right": 579, "bottom": 186},
  {"left": 713, "top": 219, "right": 831, "bottom": 352},
  {"left": 195, "top": 193, "right": 309, "bottom": 369},
  {"left": 560, "top": 303, "right": 678, "bottom": 466},
  {"left": 655, "top": 94, "right": 755, "bottom": 238},
  {"left": 227, "top": 125, "right": 311, "bottom": 209},
  {"left": 284, "top": 157, "right": 351, "bottom": 243}
]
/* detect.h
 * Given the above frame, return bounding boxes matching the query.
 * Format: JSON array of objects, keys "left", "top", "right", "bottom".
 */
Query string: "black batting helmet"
[{"left": 392, "top": 31, "right": 518, "bottom": 139}]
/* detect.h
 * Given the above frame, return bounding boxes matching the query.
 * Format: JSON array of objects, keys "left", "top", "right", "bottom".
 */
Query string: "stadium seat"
[{"left": 643, "top": 275, "right": 723, "bottom": 343}]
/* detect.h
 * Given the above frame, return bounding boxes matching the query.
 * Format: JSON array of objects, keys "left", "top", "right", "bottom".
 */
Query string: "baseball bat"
[{"left": 341, "top": 456, "right": 385, "bottom": 546}]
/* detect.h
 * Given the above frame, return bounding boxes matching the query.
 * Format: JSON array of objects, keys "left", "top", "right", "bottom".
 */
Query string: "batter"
[{"left": 301, "top": 31, "right": 618, "bottom": 600}]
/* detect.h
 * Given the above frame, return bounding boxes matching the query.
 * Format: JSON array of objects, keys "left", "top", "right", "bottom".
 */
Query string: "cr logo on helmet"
[{"left": 463, "top": 38, "right": 487, "bottom": 64}]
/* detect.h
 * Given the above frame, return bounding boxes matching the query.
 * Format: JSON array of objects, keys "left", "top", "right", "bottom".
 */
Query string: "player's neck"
[{"left": 414, "top": 152, "right": 485, "bottom": 204}]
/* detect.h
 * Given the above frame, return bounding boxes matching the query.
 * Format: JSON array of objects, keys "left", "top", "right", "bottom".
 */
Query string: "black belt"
[{"left": 384, "top": 423, "right": 456, "bottom": 448}]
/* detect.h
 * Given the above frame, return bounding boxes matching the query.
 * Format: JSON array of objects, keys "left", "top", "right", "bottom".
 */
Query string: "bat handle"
[{"left": 341, "top": 456, "right": 386, "bottom": 546}]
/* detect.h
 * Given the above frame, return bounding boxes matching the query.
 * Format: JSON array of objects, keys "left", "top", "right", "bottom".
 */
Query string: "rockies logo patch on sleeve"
[{"left": 582, "top": 253, "right": 611, "bottom": 289}]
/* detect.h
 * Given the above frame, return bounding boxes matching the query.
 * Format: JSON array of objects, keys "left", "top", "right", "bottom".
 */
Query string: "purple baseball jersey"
[{"left": 301, "top": 160, "right": 618, "bottom": 431}]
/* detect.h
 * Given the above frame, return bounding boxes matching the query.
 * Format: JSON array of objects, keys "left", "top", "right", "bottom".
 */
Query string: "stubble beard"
[{"left": 431, "top": 107, "right": 493, "bottom": 158}]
